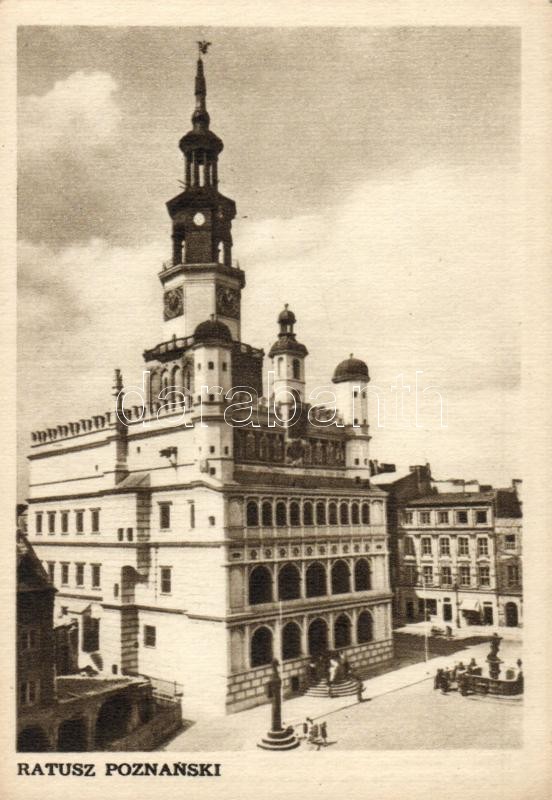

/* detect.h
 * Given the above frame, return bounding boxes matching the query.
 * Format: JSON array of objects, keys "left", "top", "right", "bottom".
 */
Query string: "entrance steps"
[{"left": 305, "top": 677, "right": 360, "bottom": 698}]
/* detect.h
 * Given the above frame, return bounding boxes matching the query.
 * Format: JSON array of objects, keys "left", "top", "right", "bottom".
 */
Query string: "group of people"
[
  {"left": 434, "top": 657, "right": 523, "bottom": 696},
  {"left": 299, "top": 717, "right": 329, "bottom": 750},
  {"left": 308, "top": 651, "right": 365, "bottom": 700}
]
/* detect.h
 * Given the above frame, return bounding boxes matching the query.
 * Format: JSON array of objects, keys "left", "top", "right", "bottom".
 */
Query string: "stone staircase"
[{"left": 305, "top": 676, "right": 360, "bottom": 698}]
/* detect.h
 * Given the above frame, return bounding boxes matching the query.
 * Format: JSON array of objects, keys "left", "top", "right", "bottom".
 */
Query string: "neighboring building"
[{"left": 26, "top": 53, "right": 393, "bottom": 715}]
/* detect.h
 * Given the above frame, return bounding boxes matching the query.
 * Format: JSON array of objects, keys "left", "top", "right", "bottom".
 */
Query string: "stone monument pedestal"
[
  {"left": 257, "top": 659, "right": 300, "bottom": 751},
  {"left": 257, "top": 725, "right": 300, "bottom": 751}
]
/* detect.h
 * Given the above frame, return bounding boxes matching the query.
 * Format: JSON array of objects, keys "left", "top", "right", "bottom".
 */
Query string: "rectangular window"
[
  {"left": 82, "top": 617, "right": 100, "bottom": 652},
  {"left": 61, "top": 563, "right": 69, "bottom": 586},
  {"left": 47, "top": 561, "right": 55, "bottom": 583},
  {"left": 439, "top": 537, "right": 450, "bottom": 556},
  {"left": 438, "top": 511, "right": 449, "bottom": 524},
  {"left": 47, "top": 511, "right": 56, "bottom": 534},
  {"left": 404, "top": 565, "right": 417, "bottom": 585},
  {"left": 159, "top": 502, "right": 171, "bottom": 530},
  {"left": 458, "top": 537, "right": 470, "bottom": 556},
  {"left": 117, "top": 527, "right": 124, "bottom": 542},
  {"left": 422, "top": 565, "right": 433, "bottom": 585},
  {"left": 160, "top": 567, "right": 172, "bottom": 595},
  {"left": 20, "top": 627, "right": 39, "bottom": 651},
  {"left": 456, "top": 510, "right": 469, "bottom": 524},
  {"left": 421, "top": 537, "right": 432, "bottom": 556},
  {"left": 441, "top": 566, "right": 452, "bottom": 585},
  {"left": 126, "top": 528, "right": 134, "bottom": 542},
  {"left": 75, "top": 563, "right": 85, "bottom": 586},
  {"left": 507, "top": 564, "right": 520, "bottom": 586},
  {"left": 144, "top": 625, "right": 156, "bottom": 648},
  {"left": 91, "top": 509, "right": 100, "bottom": 533},
  {"left": 459, "top": 565, "right": 471, "bottom": 586},
  {"left": 505, "top": 534, "right": 516, "bottom": 549},
  {"left": 477, "top": 538, "right": 489, "bottom": 556},
  {"left": 403, "top": 511, "right": 414, "bottom": 525},
  {"left": 61, "top": 511, "right": 69, "bottom": 534},
  {"left": 35, "top": 513, "right": 43, "bottom": 534},
  {"left": 476, "top": 510, "right": 488, "bottom": 524},
  {"left": 420, "top": 511, "right": 431, "bottom": 525},
  {"left": 75, "top": 510, "right": 84, "bottom": 533},
  {"left": 404, "top": 537, "right": 415, "bottom": 556},
  {"left": 478, "top": 566, "right": 490, "bottom": 586},
  {"left": 91, "top": 564, "right": 101, "bottom": 589},
  {"left": 19, "top": 680, "right": 39, "bottom": 706},
  {"left": 190, "top": 502, "right": 195, "bottom": 529}
]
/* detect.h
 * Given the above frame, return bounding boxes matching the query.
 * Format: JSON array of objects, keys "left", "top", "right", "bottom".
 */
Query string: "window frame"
[
  {"left": 75, "top": 562, "right": 85, "bottom": 587},
  {"left": 91, "top": 563, "right": 101, "bottom": 589},
  {"left": 160, "top": 566, "right": 172, "bottom": 595},
  {"left": 159, "top": 501, "right": 172, "bottom": 531},
  {"left": 144, "top": 625, "right": 156, "bottom": 648},
  {"left": 458, "top": 536, "right": 470, "bottom": 556}
]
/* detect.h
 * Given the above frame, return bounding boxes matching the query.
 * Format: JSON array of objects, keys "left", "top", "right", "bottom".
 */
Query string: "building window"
[
  {"left": 361, "top": 503, "right": 370, "bottom": 525},
  {"left": 404, "top": 565, "right": 417, "bottom": 585},
  {"left": 328, "top": 502, "right": 338, "bottom": 525},
  {"left": 144, "top": 625, "right": 156, "bottom": 648},
  {"left": 507, "top": 564, "right": 520, "bottom": 586},
  {"left": 404, "top": 537, "right": 415, "bottom": 556},
  {"left": 91, "top": 509, "right": 100, "bottom": 533},
  {"left": 126, "top": 528, "right": 134, "bottom": 542},
  {"left": 505, "top": 534, "right": 516, "bottom": 549},
  {"left": 456, "top": 510, "right": 468, "bottom": 524},
  {"left": 19, "top": 681, "right": 39, "bottom": 706},
  {"left": 75, "top": 563, "right": 85, "bottom": 587},
  {"left": 91, "top": 564, "right": 101, "bottom": 589},
  {"left": 61, "top": 511, "right": 69, "bottom": 533},
  {"left": 47, "top": 511, "right": 56, "bottom": 534},
  {"left": 420, "top": 511, "right": 431, "bottom": 525},
  {"left": 479, "top": 566, "right": 490, "bottom": 586},
  {"left": 477, "top": 538, "right": 489, "bottom": 556},
  {"left": 292, "top": 359, "right": 301, "bottom": 380},
  {"left": 441, "top": 566, "right": 452, "bottom": 585},
  {"left": 160, "top": 567, "right": 172, "bottom": 594},
  {"left": 439, "top": 537, "right": 450, "bottom": 556},
  {"left": 117, "top": 528, "right": 124, "bottom": 542},
  {"left": 190, "top": 502, "right": 195, "bottom": 529},
  {"left": 47, "top": 561, "right": 55, "bottom": 582},
  {"left": 35, "top": 512, "right": 43, "bottom": 534},
  {"left": 403, "top": 511, "right": 414, "bottom": 525},
  {"left": 438, "top": 511, "right": 449, "bottom": 524},
  {"left": 208, "top": 361, "right": 214, "bottom": 370},
  {"left": 421, "top": 537, "right": 432, "bottom": 556},
  {"left": 476, "top": 510, "right": 488, "bottom": 524},
  {"left": 75, "top": 510, "right": 84, "bottom": 533},
  {"left": 20, "top": 627, "right": 39, "bottom": 651},
  {"left": 459, "top": 565, "right": 471, "bottom": 586},
  {"left": 458, "top": 537, "right": 470, "bottom": 556},
  {"left": 82, "top": 617, "right": 100, "bottom": 652},
  {"left": 61, "top": 563, "right": 69, "bottom": 585},
  {"left": 159, "top": 502, "right": 171, "bottom": 530},
  {"left": 422, "top": 565, "right": 433, "bottom": 585}
]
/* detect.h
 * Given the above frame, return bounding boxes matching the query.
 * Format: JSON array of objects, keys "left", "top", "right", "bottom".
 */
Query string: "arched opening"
[
  {"left": 277, "top": 357, "right": 284, "bottom": 378},
  {"left": 58, "top": 717, "right": 88, "bottom": 751},
  {"left": 282, "top": 622, "right": 302, "bottom": 660},
  {"left": 334, "top": 614, "right": 352, "bottom": 649},
  {"left": 329, "top": 502, "right": 338, "bottom": 525},
  {"left": 505, "top": 602, "right": 519, "bottom": 627},
  {"left": 331, "top": 560, "right": 351, "bottom": 594},
  {"left": 149, "top": 370, "right": 161, "bottom": 409},
  {"left": 289, "top": 501, "right": 301, "bottom": 527},
  {"left": 251, "top": 626, "right": 273, "bottom": 667},
  {"left": 303, "top": 501, "right": 313, "bottom": 526},
  {"left": 340, "top": 502, "right": 349, "bottom": 525},
  {"left": 171, "top": 365, "right": 181, "bottom": 400},
  {"left": 95, "top": 695, "right": 132, "bottom": 747},
  {"left": 275, "top": 501, "right": 287, "bottom": 527},
  {"left": 261, "top": 501, "right": 273, "bottom": 527},
  {"left": 316, "top": 502, "right": 326, "bottom": 525},
  {"left": 357, "top": 611, "right": 374, "bottom": 643},
  {"left": 246, "top": 500, "right": 259, "bottom": 527},
  {"left": 306, "top": 562, "right": 327, "bottom": 598},
  {"left": 351, "top": 503, "right": 360, "bottom": 525},
  {"left": 308, "top": 618, "right": 328, "bottom": 657},
  {"left": 361, "top": 503, "right": 370, "bottom": 525},
  {"left": 249, "top": 565, "right": 273, "bottom": 605},
  {"left": 354, "top": 558, "right": 371, "bottom": 591},
  {"left": 292, "top": 358, "right": 301, "bottom": 380},
  {"left": 278, "top": 563, "right": 301, "bottom": 601},
  {"left": 218, "top": 242, "right": 225, "bottom": 264},
  {"left": 17, "top": 726, "right": 50, "bottom": 752}
]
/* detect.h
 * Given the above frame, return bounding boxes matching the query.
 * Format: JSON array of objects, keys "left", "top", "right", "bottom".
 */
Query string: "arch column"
[
  {"left": 299, "top": 561, "right": 306, "bottom": 599},
  {"left": 300, "top": 615, "right": 308, "bottom": 657},
  {"left": 327, "top": 611, "right": 335, "bottom": 650},
  {"left": 244, "top": 625, "right": 252, "bottom": 669},
  {"left": 351, "top": 607, "right": 359, "bottom": 644}
]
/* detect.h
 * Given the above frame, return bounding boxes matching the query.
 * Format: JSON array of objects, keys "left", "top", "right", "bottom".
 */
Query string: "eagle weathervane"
[{"left": 197, "top": 40, "right": 211, "bottom": 56}]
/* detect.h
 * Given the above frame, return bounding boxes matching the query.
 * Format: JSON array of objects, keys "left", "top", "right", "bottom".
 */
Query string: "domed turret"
[
  {"left": 193, "top": 317, "right": 232, "bottom": 345},
  {"left": 268, "top": 304, "right": 308, "bottom": 417},
  {"left": 332, "top": 354, "right": 370, "bottom": 384},
  {"left": 268, "top": 304, "right": 308, "bottom": 358}
]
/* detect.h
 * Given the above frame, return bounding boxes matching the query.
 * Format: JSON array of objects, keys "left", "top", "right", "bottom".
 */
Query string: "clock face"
[
  {"left": 163, "top": 287, "right": 184, "bottom": 321},
  {"left": 216, "top": 285, "right": 240, "bottom": 320},
  {"left": 193, "top": 212, "right": 206, "bottom": 227}
]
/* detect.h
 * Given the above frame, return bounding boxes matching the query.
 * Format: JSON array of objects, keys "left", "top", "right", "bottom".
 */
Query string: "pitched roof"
[
  {"left": 407, "top": 492, "right": 496, "bottom": 507},
  {"left": 17, "top": 531, "right": 55, "bottom": 593}
]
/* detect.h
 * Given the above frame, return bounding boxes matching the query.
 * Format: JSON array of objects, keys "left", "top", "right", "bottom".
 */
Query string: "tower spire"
[{"left": 192, "top": 42, "right": 211, "bottom": 131}]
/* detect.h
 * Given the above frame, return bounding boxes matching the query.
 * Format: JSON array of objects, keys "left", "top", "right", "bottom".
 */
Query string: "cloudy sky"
[{"left": 17, "top": 26, "right": 522, "bottom": 497}]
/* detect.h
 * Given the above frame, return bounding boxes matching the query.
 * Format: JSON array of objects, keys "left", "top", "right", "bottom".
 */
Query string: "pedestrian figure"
[
  {"left": 441, "top": 672, "right": 450, "bottom": 694},
  {"left": 320, "top": 721, "right": 328, "bottom": 747},
  {"left": 434, "top": 668, "right": 443, "bottom": 690},
  {"left": 356, "top": 677, "right": 365, "bottom": 703}
]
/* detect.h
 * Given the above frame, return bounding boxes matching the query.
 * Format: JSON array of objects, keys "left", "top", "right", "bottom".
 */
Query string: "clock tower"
[{"left": 161, "top": 47, "right": 245, "bottom": 341}]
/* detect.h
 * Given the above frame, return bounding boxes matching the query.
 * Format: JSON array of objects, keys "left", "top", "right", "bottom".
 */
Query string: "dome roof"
[
  {"left": 268, "top": 337, "right": 308, "bottom": 358},
  {"left": 277, "top": 304, "right": 296, "bottom": 325},
  {"left": 332, "top": 355, "right": 370, "bottom": 384},
  {"left": 193, "top": 318, "right": 232, "bottom": 345}
]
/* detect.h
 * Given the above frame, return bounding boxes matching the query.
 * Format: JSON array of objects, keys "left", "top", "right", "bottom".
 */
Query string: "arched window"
[
  {"left": 361, "top": 503, "right": 370, "bottom": 525},
  {"left": 278, "top": 563, "right": 301, "bottom": 601},
  {"left": 316, "top": 502, "right": 326, "bottom": 526},
  {"left": 277, "top": 357, "right": 284, "bottom": 378},
  {"left": 329, "top": 502, "right": 338, "bottom": 525},
  {"left": 331, "top": 560, "right": 351, "bottom": 594},
  {"left": 354, "top": 558, "right": 371, "bottom": 591},
  {"left": 275, "top": 501, "right": 287, "bottom": 527},
  {"left": 150, "top": 371, "right": 161, "bottom": 409},
  {"left": 334, "top": 614, "right": 352, "bottom": 649},
  {"left": 357, "top": 611, "right": 373, "bottom": 643},
  {"left": 218, "top": 242, "right": 224, "bottom": 264},
  {"left": 282, "top": 622, "right": 302, "bottom": 660},
  {"left": 259, "top": 435, "right": 268, "bottom": 460},
  {"left": 251, "top": 626, "right": 273, "bottom": 667},
  {"left": 308, "top": 618, "right": 328, "bottom": 657},
  {"left": 261, "top": 501, "right": 273, "bottom": 527},
  {"left": 351, "top": 502, "right": 360, "bottom": 525},
  {"left": 246, "top": 501, "right": 259, "bottom": 527},
  {"left": 289, "top": 501, "right": 301, "bottom": 527},
  {"left": 249, "top": 565, "right": 272, "bottom": 605},
  {"left": 340, "top": 502, "right": 349, "bottom": 525},
  {"left": 161, "top": 369, "right": 169, "bottom": 394},
  {"left": 306, "top": 562, "right": 327, "bottom": 598},
  {"left": 292, "top": 359, "right": 301, "bottom": 380},
  {"left": 303, "top": 501, "right": 313, "bottom": 526}
]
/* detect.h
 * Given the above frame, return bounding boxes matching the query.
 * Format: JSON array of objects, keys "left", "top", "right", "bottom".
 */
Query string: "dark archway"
[
  {"left": 329, "top": 502, "right": 338, "bottom": 525},
  {"left": 249, "top": 565, "right": 273, "bottom": 605},
  {"left": 303, "top": 501, "right": 313, "bottom": 526},
  {"left": 331, "top": 560, "right": 351, "bottom": 594},
  {"left": 334, "top": 614, "right": 352, "bottom": 649},
  {"left": 275, "top": 501, "right": 287, "bottom": 527},
  {"left": 289, "top": 501, "right": 301, "bottom": 526},
  {"left": 58, "top": 717, "right": 88, "bottom": 751},
  {"left": 354, "top": 558, "right": 371, "bottom": 591},
  {"left": 351, "top": 503, "right": 360, "bottom": 525},
  {"left": 251, "top": 626, "right": 273, "bottom": 667},
  {"left": 95, "top": 695, "right": 132, "bottom": 747},
  {"left": 316, "top": 502, "right": 326, "bottom": 525},
  {"left": 278, "top": 563, "right": 301, "bottom": 601},
  {"left": 308, "top": 618, "right": 328, "bottom": 657},
  {"left": 357, "top": 611, "right": 374, "bottom": 643},
  {"left": 340, "top": 503, "right": 349, "bottom": 525},
  {"left": 282, "top": 622, "right": 302, "bottom": 660},
  {"left": 246, "top": 500, "right": 259, "bottom": 527},
  {"left": 306, "top": 562, "right": 327, "bottom": 598},
  {"left": 505, "top": 602, "right": 519, "bottom": 627},
  {"left": 17, "top": 726, "right": 50, "bottom": 752},
  {"left": 261, "top": 501, "right": 273, "bottom": 527},
  {"left": 361, "top": 503, "right": 370, "bottom": 525}
]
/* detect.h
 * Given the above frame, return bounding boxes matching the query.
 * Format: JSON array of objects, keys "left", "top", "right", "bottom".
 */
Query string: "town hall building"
[{"left": 25, "top": 50, "right": 393, "bottom": 715}]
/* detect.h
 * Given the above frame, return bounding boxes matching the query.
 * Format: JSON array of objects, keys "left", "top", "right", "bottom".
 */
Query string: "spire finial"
[
  {"left": 349, "top": 353, "right": 353, "bottom": 359},
  {"left": 197, "top": 40, "right": 211, "bottom": 56},
  {"left": 192, "top": 42, "right": 211, "bottom": 131}
]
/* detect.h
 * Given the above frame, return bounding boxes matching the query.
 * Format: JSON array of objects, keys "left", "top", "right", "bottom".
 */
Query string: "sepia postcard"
[{"left": 1, "top": 1, "right": 551, "bottom": 799}]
